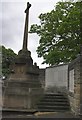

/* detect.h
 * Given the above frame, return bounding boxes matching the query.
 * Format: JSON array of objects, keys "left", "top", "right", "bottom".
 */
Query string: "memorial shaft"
[{"left": 22, "top": 2, "right": 31, "bottom": 50}]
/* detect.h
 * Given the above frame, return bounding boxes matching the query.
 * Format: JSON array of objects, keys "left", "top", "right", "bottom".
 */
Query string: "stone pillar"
[
  {"left": 22, "top": 2, "right": 31, "bottom": 50},
  {"left": 68, "top": 56, "right": 80, "bottom": 115},
  {"left": 80, "top": 46, "right": 82, "bottom": 115}
]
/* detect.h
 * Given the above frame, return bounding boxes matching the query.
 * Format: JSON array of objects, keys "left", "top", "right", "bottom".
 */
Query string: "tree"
[
  {"left": 2, "top": 46, "right": 17, "bottom": 77},
  {"left": 30, "top": 2, "right": 81, "bottom": 65}
]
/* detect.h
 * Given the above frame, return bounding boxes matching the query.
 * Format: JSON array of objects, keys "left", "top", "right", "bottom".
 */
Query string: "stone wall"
[
  {"left": 0, "top": 80, "right": 2, "bottom": 119},
  {"left": 39, "top": 69, "right": 45, "bottom": 88},
  {"left": 80, "top": 51, "right": 82, "bottom": 115},
  {"left": 68, "top": 55, "right": 81, "bottom": 115}
]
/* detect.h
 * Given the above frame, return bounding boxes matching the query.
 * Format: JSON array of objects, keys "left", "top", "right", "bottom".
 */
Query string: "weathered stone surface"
[
  {"left": 2, "top": 2, "right": 44, "bottom": 112},
  {"left": 39, "top": 69, "right": 45, "bottom": 88},
  {"left": 68, "top": 55, "right": 81, "bottom": 115},
  {"left": 2, "top": 48, "right": 44, "bottom": 110},
  {"left": 45, "top": 64, "right": 68, "bottom": 89},
  {"left": 80, "top": 48, "right": 82, "bottom": 115}
]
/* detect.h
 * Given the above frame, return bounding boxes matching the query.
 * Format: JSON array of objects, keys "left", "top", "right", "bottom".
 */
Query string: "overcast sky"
[{"left": 1, "top": 0, "right": 61, "bottom": 68}]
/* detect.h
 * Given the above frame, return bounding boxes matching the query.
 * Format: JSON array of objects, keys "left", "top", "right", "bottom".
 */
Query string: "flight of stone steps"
[{"left": 36, "top": 93, "right": 70, "bottom": 112}]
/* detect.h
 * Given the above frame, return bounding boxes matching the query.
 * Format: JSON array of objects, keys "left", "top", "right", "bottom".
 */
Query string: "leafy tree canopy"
[
  {"left": 30, "top": 2, "right": 81, "bottom": 65},
  {"left": 2, "top": 46, "right": 17, "bottom": 77}
]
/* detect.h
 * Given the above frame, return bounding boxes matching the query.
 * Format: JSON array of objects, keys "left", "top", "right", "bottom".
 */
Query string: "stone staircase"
[{"left": 36, "top": 93, "right": 70, "bottom": 112}]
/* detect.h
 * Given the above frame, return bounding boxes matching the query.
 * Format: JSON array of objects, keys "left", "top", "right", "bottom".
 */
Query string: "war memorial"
[
  {"left": 2, "top": 2, "right": 82, "bottom": 120},
  {"left": 2, "top": 2, "right": 44, "bottom": 113}
]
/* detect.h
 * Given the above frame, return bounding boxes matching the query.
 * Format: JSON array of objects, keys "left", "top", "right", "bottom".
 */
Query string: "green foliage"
[
  {"left": 2, "top": 46, "right": 17, "bottom": 77},
  {"left": 30, "top": 2, "right": 81, "bottom": 65}
]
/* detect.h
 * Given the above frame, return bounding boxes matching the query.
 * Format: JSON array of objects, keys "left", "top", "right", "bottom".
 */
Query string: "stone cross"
[{"left": 22, "top": 2, "right": 31, "bottom": 50}]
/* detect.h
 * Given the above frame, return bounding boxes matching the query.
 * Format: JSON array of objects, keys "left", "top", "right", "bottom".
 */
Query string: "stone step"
[
  {"left": 37, "top": 93, "right": 70, "bottom": 112},
  {"left": 38, "top": 105, "right": 69, "bottom": 108},
  {"left": 37, "top": 102, "right": 69, "bottom": 106},
  {"left": 37, "top": 108, "right": 70, "bottom": 112},
  {"left": 44, "top": 93, "right": 65, "bottom": 96},
  {"left": 40, "top": 99, "right": 68, "bottom": 102},
  {"left": 43, "top": 96, "right": 67, "bottom": 99},
  {"left": 38, "top": 107, "right": 70, "bottom": 111},
  {"left": 38, "top": 106, "right": 70, "bottom": 111}
]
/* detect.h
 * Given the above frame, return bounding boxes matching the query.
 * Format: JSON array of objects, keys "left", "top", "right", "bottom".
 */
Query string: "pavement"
[
  {"left": 34, "top": 111, "right": 80, "bottom": 118},
  {"left": 2, "top": 111, "right": 81, "bottom": 120}
]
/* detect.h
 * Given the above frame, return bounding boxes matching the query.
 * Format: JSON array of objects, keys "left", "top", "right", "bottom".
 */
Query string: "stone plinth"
[{"left": 3, "top": 50, "right": 43, "bottom": 111}]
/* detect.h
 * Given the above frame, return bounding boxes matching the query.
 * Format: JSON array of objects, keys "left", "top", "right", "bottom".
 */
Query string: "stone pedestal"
[{"left": 3, "top": 50, "right": 43, "bottom": 111}]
